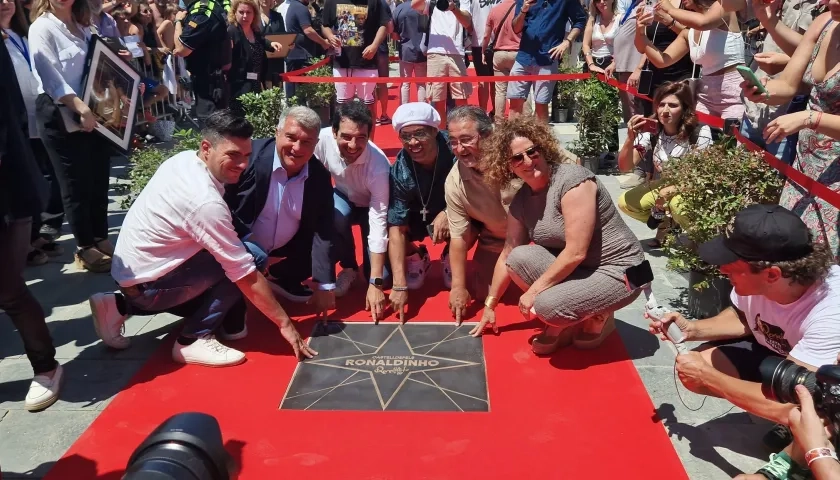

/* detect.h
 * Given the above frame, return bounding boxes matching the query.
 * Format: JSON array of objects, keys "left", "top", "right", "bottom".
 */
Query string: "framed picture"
[
  {"left": 79, "top": 36, "right": 142, "bottom": 152},
  {"left": 265, "top": 33, "right": 299, "bottom": 59}
]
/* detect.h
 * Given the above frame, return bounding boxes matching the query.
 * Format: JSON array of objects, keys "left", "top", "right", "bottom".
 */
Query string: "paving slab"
[{"left": 0, "top": 410, "right": 98, "bottom": 478}]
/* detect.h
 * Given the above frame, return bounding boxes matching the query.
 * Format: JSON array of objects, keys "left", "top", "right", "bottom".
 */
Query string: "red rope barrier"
[
  {"left": 278, "top": 57, "right": 331, "bottom": 79},
  {"left": 733, "top": 128, "right": 840, "bottom": 210}
]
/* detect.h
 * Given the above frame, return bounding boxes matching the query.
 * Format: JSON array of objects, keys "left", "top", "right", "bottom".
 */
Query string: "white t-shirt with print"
[
  {"left": 731, "top": 265, "right": 840, "bottom": 367},
  {"left": 634, "top": 125, "right": 713, "bottom": 172},
  {"left": 425, "top": 0, "right": 472, "bottom": 55}
]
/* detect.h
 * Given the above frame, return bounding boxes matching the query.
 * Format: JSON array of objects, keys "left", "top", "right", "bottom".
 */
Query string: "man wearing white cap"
[{"left": 387, "top": 102, "right": 457, "bottom": 322}]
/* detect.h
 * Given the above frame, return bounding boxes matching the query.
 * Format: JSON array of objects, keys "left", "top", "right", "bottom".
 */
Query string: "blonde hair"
[
  {"left": 228, "top": 0, "right": 260, "bottom": 26},
  {"left": 30, "top": 0, "right": 92, "bottom": 25}
]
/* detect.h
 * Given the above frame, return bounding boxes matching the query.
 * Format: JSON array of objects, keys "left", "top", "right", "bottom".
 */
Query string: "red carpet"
[{"left": 42, "top": 84, "right": 688, "bottom": 480}]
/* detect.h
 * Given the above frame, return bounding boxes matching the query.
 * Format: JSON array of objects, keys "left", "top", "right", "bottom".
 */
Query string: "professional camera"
[
  {"left": 760, "top": 357, "right": 840, "bottom": 448},
  {"left": 123, "top": 412, "right": 235, "bottom": 480},
  {"left": 435, "top": 0, "right": 449, "bottom": 11}
]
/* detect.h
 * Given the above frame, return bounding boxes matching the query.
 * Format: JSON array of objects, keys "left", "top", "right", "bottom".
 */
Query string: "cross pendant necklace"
[{"left": 410, "top": 153, "right": 438, "bottom": 224}]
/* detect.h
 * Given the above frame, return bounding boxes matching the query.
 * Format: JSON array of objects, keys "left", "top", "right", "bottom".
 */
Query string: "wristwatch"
[{"left": 370, "top": 277, "right": 384, "bottom": 288}]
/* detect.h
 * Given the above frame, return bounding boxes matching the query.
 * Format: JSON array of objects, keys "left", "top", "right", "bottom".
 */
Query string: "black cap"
[{"left": 698, "top": 204, "right": 813, "bottom": 266}]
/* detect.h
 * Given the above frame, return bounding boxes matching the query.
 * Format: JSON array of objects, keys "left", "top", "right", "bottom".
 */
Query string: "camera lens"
[
  {"left": 759, "top": 357, "right": 818, "bottom": 404},
  {"left": 124, "top": 413, "right": 233, "bottom": 480},
  {"left": 435, "top": 0, "right": 449, "bottom": 10}
]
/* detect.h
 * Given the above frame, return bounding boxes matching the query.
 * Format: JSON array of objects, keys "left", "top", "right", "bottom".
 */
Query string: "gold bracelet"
[{"left": 484, "top": 295, "right": 499, "bottom": 310}]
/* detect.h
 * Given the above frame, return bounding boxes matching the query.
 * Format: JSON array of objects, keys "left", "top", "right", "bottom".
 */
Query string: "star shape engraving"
[{"left": 302, "top": 325, "right": 481, "bottom": 410}]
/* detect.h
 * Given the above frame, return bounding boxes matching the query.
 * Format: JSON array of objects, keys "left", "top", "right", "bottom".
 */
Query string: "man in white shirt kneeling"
[
  {"left": 314, "top": 102, "right": 391, "bottom": 321},
  {"left": 88, "top": 111, "right": 317, "bottom": 367}
]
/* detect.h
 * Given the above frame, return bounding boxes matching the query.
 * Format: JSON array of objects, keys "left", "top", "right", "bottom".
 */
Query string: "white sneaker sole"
[
  {"left": 172, "top": 353, "right": 247, "bottom": 368},
  {"left": 25, "top": 391, "right": 60, "bottom": 411},
  {"left": 89, "top": 295, "right": 130, "bottom": 350}
]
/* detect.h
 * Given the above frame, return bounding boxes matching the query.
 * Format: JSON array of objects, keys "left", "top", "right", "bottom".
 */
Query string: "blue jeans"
[
  {"left": 284, "top": 58, "right": 311, "bottom": 102},
  {"left": 739, "top": 96, "right": 807, "bottom": 166},
  {"left": 122, "top": 246, "right": 265, "bottom": 338},
  {"left": 333, "top": 189, "right": 390, "bottom": 282}
]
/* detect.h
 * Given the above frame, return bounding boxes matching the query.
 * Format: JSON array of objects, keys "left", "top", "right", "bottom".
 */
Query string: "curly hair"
[
  {"left": 651, "top": 81, "right": 700, "bottom": 143},
  {"left": 229, "top": 0, "right": 260, "bottom": 26},
  {"left": 747, "top": 241, "right": 835, "bottom": 286},
  {"left": 481, "top": 116, "right": 576, "bottom": 188}
]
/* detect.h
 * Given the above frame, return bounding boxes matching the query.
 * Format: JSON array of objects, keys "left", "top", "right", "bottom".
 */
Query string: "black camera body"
[
  {"left": 760, "top": 357, "right": 840, "bottom": 449},
  {"left": 435, "top": 0, "right": 449, "bottom": 11}
]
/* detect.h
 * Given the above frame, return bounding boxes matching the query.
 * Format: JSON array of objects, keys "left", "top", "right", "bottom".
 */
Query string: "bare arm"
[
  {"left": 635, "top": 27, "right": 689, "bottom": 69},
  {"left": 449, "top": 2, "right": 472, "bottom": 29},
  {"left": 667, "top": 1, "right": 732, "bottom": 30},
  {"left": 173, "top": 16, "right": 192, "bottom": 56},
  {"left": 513, "top": 0, "right": 531, "bottom": 34},
  {"left": 761, "top": 14, "right": 830, "bottom": 105},
  {"left": 701, "top": 365, "right": 800, "bottom": 424},
  {"left": 582, "top": 16, "right": 595, "bottom": 65},
  {"left": 235, "top": 271, "right": 294, "bottom": 329},
  {"left": 371, "top": 24, "right": 388, "bottom": 49},
  {"left": 720, "top": 0, "right": 745, "bottom": 12},
  {"left": 388, "top": 225, "right": 409, "bottom": 287},
  {"left": 305, "top": 24, "right": 331, "bottom": 49},
  {"left": 686, "top": 306, "right": 751, "bottom": 342},
  {"left": 158, "top": 20, "right": 176, "bottom": 50},
  {"left": 527, "top": 180, "right": 597, "bottom": 295},
  {"left": 618, "top": 129, "right": 643, "bottom": 172},
  {"left": 754, "top": 1, "right": 808, "bottom": 57}
]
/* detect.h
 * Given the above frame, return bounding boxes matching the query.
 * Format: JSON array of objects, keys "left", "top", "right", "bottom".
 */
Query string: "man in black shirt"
[
  {"left": 174, "top": 0, "right": 233, "bottom": 120},
  {"left": 321, "top": 0, "right": 389, "bottom": 115},
  {"left": 284, "top": 0, "right": 332, "bottom": 100}
]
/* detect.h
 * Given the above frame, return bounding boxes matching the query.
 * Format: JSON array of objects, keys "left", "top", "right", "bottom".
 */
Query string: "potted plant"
[
  {"left": 551, "top": 66, "right": 580, "bottom": 123},
  {"left": 288, "top": 56, "right": 336, "bottom": 128},
  {"left": 659, "top": 142, "right": 784, "bottom": 318},
  {"left": 568, "top": 77, "right": 621, "bottom": 173}
]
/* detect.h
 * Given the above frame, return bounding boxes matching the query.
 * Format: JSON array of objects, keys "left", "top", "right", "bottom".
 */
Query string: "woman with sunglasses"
[
  {"left": 617, "top": 81, "right": 712, "bottom": 247},
  {"left": 470, "top": 116, "right": 645, "bottom": 355}
]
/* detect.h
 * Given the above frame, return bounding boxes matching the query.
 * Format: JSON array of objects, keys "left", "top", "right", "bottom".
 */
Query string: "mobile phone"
[
  {"left": 637, "top": 69, "right": 654, "bottom": 95},
  {"left": 624, "top": 261, "right": 654, "bottom": 291},
  {"left": 736, "top": 65, "right": 768, "bottom": 95},
  {"left": 641, "top": 117, "right": 658, "bottom": 134}
]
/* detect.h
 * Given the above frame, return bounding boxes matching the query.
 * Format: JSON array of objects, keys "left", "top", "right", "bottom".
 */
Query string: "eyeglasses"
[
  {"left": 399, "top": 129, "right": 432, "bottom": 143},
  {"left": 449, "top": 135, "right": 479, "bottom": 149},
  {"left": 509, "top": 146, "right": 540, "bottom": 167}
]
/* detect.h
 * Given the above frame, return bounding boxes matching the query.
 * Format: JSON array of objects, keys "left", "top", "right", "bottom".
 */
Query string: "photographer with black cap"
[
  {"left": 647, "top": 204, "right": 840, "bottom": 473},
  {"left": 173, "top": 0, "right": 233, "bottom": 121}
]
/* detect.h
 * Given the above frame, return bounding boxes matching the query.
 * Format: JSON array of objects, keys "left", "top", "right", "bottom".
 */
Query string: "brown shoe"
[
  {"left": 94, "top": 238, "right": 115, "bottom": 257},
  {"left": 573, "top": 312, "right": 616, "bottom": 349},
  {"left": 75, "top": 247, "right": 112, "bottom": 273}
]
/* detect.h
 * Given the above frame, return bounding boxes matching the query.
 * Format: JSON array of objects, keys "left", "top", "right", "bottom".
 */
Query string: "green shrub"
[
  {"left": 569, "top": 78, "right": 622, "bottom": 158},
  {"left": 287, "top": 56, "right": 336, "bottom": 108},
  {"left": 118, "top": 128, "right": 201, "bottom": 208},
  {"left": 238, "top": 87, "right": 287, "bottom": 139},
  {"left": 660, "top": 143, "right": 784, "bottom": 287}
]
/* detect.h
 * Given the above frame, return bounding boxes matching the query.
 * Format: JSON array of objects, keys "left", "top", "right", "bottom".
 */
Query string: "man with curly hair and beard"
[{"left": 649, "top": 204, "right": 840, "bottom": 476}]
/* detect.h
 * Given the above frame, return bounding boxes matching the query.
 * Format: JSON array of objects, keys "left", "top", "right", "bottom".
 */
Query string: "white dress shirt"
[
  {"left": 314, "top": 127, "right": 390, "bottom": 254},
  {"left": 4, "top": 31, "right": 39, "bottom": 138},
  {"left": 112, "top": 151, "right": 256, "bottom": 287},
  {"left": 249, "top": 149, "right": 309, "bottom": 253},
  {"left": 28, "top": 12, "right": 91, "bottom": 101}
]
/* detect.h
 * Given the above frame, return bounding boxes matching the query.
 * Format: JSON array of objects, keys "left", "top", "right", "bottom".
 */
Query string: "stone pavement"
[{"left": 0, "top": 145, "right": 771, "bottom": 479}]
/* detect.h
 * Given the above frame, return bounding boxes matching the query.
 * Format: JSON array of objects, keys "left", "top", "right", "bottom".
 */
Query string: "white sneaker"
[
  {"left": 89, "top": 292, "right": 130, "bottom": 349},
  {"left": 406, "top": 251, "right": 431, "bottom": 290},
  {"left": 334, "top": 268, "right": 359, "bottom": 297},
  {"left": 172, "top": 335, "right": 246, "bottom": 367},
  {"left": 25, "top": 364, "right": 63, "bottom": 411},
  {"left": 441, "top": 251, "right": 452, "bottom": 289}
]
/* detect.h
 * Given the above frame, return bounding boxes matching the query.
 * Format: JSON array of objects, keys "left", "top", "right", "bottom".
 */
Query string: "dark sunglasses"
[{"left": 509, "top": 146, "right": 540, "bottom": 166}]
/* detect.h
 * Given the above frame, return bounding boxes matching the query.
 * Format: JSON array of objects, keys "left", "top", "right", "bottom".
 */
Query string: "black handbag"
[{"left": 483, "top": 2, "right": 515, "bottom": 67}]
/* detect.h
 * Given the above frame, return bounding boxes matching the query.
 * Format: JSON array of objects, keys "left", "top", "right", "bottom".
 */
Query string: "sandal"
[
  {"left": 531, "top": 324, "right": 578, "bottom": 355},
  {"left": 376, "top": 115, "right": 391, "bottom": 126},
  {"left": 75, "top": 246, "right": 112, "bottom": 273},
  {"left": 573, "top": 312, "right": 616, "bottom": 349}
]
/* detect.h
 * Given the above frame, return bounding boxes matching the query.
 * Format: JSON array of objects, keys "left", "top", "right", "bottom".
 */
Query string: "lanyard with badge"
[{"left": 4, "top": 30, "right": 31, "bottom": 71}]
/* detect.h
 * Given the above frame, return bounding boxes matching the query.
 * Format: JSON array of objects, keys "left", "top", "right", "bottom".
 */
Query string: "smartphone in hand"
[{"left": 736, "top": 65, "right": 768, "bottom": 95}]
